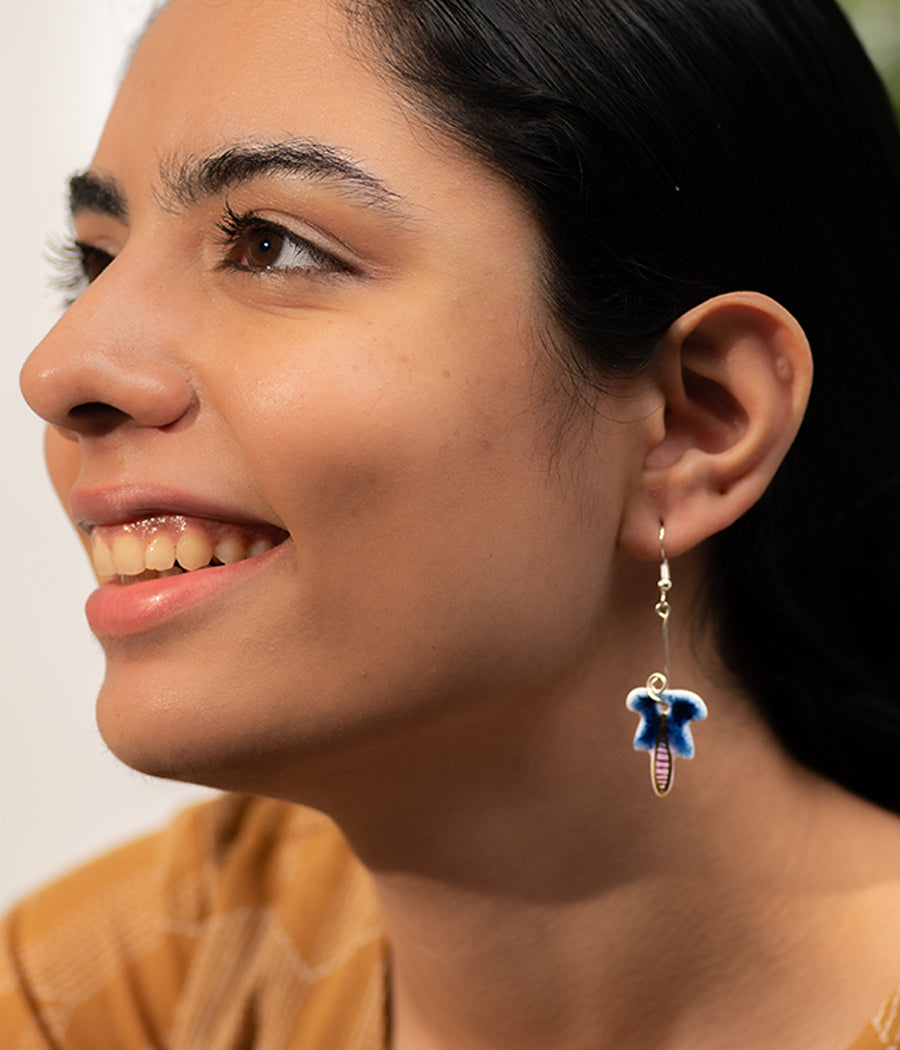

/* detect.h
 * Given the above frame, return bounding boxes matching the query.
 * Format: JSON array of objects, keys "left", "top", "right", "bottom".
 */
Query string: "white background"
[
  {"left": 1, "top": 0, "right": 897, "bottom": 912},
  {"left": 0, "top": 0, "right": 209, "bottom": 912}
]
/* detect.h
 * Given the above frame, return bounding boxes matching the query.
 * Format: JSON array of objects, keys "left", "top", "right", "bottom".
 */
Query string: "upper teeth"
[{"left": 91, "top": 517, "right": 276, "bottom": 580}]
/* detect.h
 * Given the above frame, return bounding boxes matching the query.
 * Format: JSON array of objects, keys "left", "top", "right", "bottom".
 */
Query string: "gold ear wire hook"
[{"left": 655, "top": 525, "right": 671, "bottom": 691}]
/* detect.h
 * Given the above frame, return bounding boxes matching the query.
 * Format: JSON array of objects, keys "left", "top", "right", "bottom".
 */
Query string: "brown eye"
[
  {"left": 78, "top": 243, "right": 114, "bottom": 283},
  {"left": 220, "top": 213, "right": 344, "bottom": 275},
  {"left": 241, "top": 227, "right": 286, "bottom": 269}
]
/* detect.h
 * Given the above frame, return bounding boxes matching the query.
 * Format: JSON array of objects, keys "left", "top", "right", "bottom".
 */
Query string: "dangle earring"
[{"left": 626, "top": 525, "right": 707, "bottom": 797}]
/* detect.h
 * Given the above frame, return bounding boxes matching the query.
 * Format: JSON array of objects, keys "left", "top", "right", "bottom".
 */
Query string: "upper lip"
[{"left": 69, "top": 485, "right": 288, "bottom": 536}]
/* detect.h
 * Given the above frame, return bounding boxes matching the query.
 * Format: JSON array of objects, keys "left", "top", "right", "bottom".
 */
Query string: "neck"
[{"left": 321, "top": 677, "right": 900, "bottom": 1050}]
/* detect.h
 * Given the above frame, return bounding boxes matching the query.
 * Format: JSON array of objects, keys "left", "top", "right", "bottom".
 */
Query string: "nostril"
[{"left": 67, "top": 402, "right": 132, "bottom": 436}]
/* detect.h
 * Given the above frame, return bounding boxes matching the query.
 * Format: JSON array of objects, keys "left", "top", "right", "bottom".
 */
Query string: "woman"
[{"left": 5, "top": 0, "right": 900, "bottom": 1046}]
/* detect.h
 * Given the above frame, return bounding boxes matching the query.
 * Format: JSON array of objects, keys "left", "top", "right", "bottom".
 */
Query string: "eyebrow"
[
  {"left": 69, "top": 172, "right": 128, "bottom": 221},
  {"left": 68, "top": 139, "right": 408, "bottom": 223}
]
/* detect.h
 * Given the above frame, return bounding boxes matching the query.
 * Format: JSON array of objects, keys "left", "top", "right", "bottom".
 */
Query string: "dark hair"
[{"left": 347, "top": 0, "right": 900, "bottom": 810}]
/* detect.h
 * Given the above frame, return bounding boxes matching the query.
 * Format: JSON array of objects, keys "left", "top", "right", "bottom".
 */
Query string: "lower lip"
[{"left": 84, "top": 543, "right": 288, "bottom": 638}]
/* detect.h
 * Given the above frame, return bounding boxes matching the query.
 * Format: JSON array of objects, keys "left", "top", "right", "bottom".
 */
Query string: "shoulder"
[{"left": 0, "top": 795, "right": 386, "bottom": 1049}]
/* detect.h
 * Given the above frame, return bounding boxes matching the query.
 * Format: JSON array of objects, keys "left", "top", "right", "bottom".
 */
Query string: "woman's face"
[{"left": 22, "top": 0, "right": 644, "bottom": 796}]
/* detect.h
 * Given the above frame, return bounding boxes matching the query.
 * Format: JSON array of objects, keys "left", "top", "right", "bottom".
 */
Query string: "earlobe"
[{"left": 619, "top": 292, "right": 813, "bottom": 560}]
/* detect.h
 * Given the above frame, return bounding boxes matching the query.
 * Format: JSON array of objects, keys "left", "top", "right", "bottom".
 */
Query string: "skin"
[
  {"left": 20, "top": 0, "right": 900, "bottom": 1047},
  {"left": 28, "top": 0, "right": 638, "bottom": 792}
]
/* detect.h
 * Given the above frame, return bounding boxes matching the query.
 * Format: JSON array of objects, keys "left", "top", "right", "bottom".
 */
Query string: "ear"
[{"left": 618, "top": 292, "right": 812, "bottom": 560}]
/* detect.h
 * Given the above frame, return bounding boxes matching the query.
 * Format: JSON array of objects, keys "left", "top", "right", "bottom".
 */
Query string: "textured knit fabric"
[{"left": 0, "top": 793, "right": 896, "bottom": 1049}]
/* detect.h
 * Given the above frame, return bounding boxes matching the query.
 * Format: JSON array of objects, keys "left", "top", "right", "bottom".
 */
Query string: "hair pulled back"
[{"left": 348, "top": 0, "right": 900, "bottom": 810}]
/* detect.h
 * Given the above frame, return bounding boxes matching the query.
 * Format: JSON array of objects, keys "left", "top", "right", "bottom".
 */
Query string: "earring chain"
[{"left": 649, "top": 525, "right": 672, "bottom": 698}]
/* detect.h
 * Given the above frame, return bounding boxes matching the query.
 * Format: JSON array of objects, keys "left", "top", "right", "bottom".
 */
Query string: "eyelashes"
[
  {"left": 48, "top": 205, "right": 355, "bottom": 307},
  {"left": 215, "top": 204, "right": 353, "bottom": 277},
  {"left": 47, "top": 238, "right": 114, "bottom": 307}
]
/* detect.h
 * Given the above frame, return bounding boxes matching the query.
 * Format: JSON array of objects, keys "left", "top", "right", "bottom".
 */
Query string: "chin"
[
  {"left": 92, "top": 660, "right": 384, "bottom": 801},
  {"left": 94, "top": 661, "right": 266, "bottom": 789}
]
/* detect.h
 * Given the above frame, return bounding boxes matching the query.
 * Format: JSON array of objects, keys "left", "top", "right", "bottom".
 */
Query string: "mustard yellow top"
[
  {"left": 0, "top": 796, "right": 386, "bottom": 1049},
  {"left": 0, "top": 795, "right": 895, "bottom": 1049}
]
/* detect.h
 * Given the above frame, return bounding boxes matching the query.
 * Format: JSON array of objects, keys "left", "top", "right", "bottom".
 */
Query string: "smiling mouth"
[{"left": 89, "top": 514, "right": 288, "bottom": 585}]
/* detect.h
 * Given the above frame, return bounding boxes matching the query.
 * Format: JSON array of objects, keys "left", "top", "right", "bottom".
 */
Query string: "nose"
[{"left": 20, "top": 281, "right": 194, "bottom": 439}]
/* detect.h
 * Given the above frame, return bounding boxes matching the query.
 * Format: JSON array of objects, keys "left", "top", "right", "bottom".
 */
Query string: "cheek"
[
  {"left": 218, "top": 330, "right": 601, "bottom": 655},
  {"left": 223, "top": 326, "right": 526, "bottom": 535}
]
